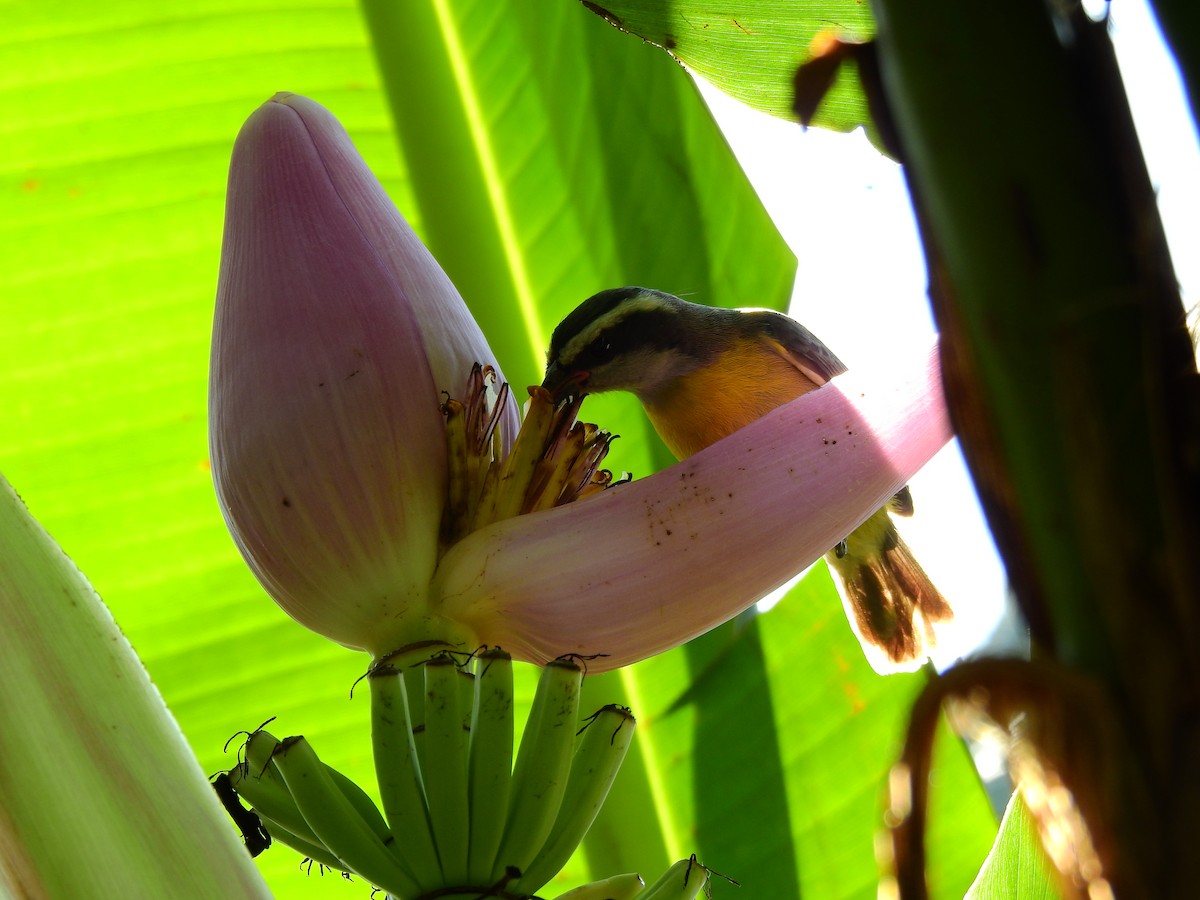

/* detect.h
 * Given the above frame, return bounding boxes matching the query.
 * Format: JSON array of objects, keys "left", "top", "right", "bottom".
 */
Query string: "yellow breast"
[{"left": 641, "top": 337, "right": 821, "bottom": 459}]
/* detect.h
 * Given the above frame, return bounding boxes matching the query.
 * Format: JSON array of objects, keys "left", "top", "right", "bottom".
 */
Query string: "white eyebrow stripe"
[{"left": 558, "top": 293, "right": 679, "bottom": 366}]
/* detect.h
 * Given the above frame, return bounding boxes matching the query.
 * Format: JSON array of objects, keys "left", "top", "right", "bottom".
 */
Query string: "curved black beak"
[{"left": 541, "top": 361, "right": 588, "bottom": 404}]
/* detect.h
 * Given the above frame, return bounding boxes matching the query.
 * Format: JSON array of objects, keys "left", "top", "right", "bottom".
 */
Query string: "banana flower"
[{"left": 210, "top": 94, "right": 950, "bottom": 670}]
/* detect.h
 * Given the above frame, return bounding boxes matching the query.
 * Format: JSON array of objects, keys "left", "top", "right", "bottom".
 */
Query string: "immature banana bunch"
[{"left": 222, "top": 649, "right": 709, "bottom": 898}]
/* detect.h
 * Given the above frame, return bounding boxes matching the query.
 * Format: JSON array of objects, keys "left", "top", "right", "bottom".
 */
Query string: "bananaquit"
[{"left": 541, "top": 286, "right": 951, "bottom": 667}]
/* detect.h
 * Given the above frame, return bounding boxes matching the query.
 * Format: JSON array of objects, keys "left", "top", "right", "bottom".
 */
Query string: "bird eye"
[{"left": 602, "top": 341, "right": 612, "bottom": 353}]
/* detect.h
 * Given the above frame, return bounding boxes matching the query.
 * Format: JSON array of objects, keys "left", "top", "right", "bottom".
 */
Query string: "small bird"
[{"left": 541, "top": 286, "right": 952, "bottom": 668}]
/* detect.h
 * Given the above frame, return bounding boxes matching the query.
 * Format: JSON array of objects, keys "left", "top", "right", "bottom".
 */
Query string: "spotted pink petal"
[{"left": 433, "top": 342, "right": 950, "bottom": 671}]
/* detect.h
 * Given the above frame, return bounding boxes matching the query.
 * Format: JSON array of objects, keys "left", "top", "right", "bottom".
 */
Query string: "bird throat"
[{"left": 641, "top": 337, "right": 821, "bottom": 459}]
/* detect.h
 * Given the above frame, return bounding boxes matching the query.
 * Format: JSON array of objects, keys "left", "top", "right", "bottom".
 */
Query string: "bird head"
[{"left": 541, "top": 286, "right": 725, "bottom": 403}]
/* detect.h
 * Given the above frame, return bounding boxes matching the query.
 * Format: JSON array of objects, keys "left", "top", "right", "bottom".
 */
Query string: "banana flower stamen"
[{"left": 442, "top": 366, "right": 617, "bottom": 552}]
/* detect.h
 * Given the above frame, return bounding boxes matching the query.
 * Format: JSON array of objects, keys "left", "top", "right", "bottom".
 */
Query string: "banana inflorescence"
[{"left": 219, "top": 648, "right": 720, "bottom": 898}]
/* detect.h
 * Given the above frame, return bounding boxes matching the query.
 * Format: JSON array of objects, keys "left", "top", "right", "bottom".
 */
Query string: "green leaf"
[
  {"left": 0, "top": 474, "right": 271, "bottom": 897},
  {"left": 576, "top": 0, "right": 875, "bottom": 130},
  {"left": 361, "top": 0, "right": 796, "bottom": 477},
  {"left": 578, "top": 568, "right": 998, "bottom": 898},
  {"left": 966, "top": 792, "right": 1062, "bottom": 900}
]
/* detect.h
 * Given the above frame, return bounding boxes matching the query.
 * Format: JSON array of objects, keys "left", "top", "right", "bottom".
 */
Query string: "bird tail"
[{"left": 825, "top": 507, "right": 953, "bottom": 671}]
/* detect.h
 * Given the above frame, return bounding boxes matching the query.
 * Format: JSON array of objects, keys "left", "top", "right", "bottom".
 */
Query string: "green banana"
[
  {"left": 457, "top": 665, "right": 476, "bottom": 729},
  {"left": 419, "top": 656, "right": 471, "bottom": 883},
  {"left": 229, "top": 730, "right": 322, "bottom": 848},
  {"left": 490, "top": 657, "right": 583, "bottom": 882},
  {"left": 637, "top": 857, "right": 710, "bottom": 900},
  {"left": 252, "top": 809, "right": 344, "bottom": 871},
  {"left": 369, "top": 665, "right": 443, "bottom": 889},
  {"left": 323, "top": 761, "right": 392, "bottom": 846},
  {"left": 224, "top": 655, "right": 649, "bottom": 900},
  {"left": 402, "top": 664, "right": 429, "bottom": 778},
  {"left": 548, "top": 872, "right": 646, "bottom": 900},
  {"left": 512, "top": 704, "right": 635, "bottom": 893},
  {"left": 238, "top": 728, "right": 391, "bottom": 847},
  {"left": 272, "top": 735, "right": 423, "bottom": 898},
  {"left": 242, "top": 726, "right": 281, "bottom": 773},
  {"left": 230, "top": 728, "right": 390, "bottom": 874},
  {"left": 465, "top": 648, "right": 514, "bottom": 884}
]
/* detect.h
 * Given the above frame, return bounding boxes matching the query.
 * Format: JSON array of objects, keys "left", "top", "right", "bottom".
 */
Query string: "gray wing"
[{"left": 739, "top": 308, "right": 848, "bottom": 385}]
